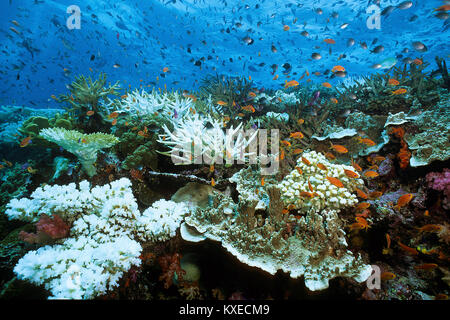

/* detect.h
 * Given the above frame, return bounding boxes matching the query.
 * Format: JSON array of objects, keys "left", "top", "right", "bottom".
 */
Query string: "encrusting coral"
[{"left": 39, "top": 127, "right": 119, "bottom": 177}]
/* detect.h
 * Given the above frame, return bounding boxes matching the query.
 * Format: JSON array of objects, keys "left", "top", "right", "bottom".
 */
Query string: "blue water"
[{"left": 0, "top": 0, "right": 448, "bottom": 107}]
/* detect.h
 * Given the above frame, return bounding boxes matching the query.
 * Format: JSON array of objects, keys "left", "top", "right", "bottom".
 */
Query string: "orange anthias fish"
[
  {"left": 388, "top": 78, "right": 400, "bottom": 86},
  {"left": 394, "top": 193, "right": 414, "bottom": 210},
  {"left": 416, "top": 224, "right": 443, "bottom": 233},
  {"left": 86, "top": 110, "right": 95, "bottom": 116},
  {"left": 20, "top": 136, "right": 32, "bottom": 147},
  {"left": 351, "top": 159, "right": 362, "bottom": 172},
  {"left": 308, "top": 178, "right": 314, "bottom": 192},
  {"left": 355, "top": 188, "right": 368, "bottom": 199},
  {"left": 382, "top": 233, "right": 392, "bottom": 255},
  {"left": 248, "top": 91, "right": 257, "bottom": 97},
  {"left": 344, "top": 169, "right": 359, "bottom": 178},
  {"left": 355, "top": 202, "right": 371, "bottom": 211},
  {"left": 273, "top": 74, "right": 279, "bottom": 80},
  {"left": 285, "top": 80, "right": 299, "bottom": 88},
  {"left": 324, "top": 38, "right": 336, "bottom": 44},
  {"left": 281, "top": 140, "right": 291, "bottom": 147},
  {"left": 326, "top": 176, "right": 344, "bottom": 188},
  {"left": 216, "top": 100, "right": 228, "bottom": 106},
  {"left": 317, "top": 163, "right": 327, "bottom": 171},
  {"left": 108, "top": 111, "right": 119, "bottom": 119},
  {"left": 397, "top": 241, "right": 418, "bottom": 255},
  {"left": 380, "top": 272, "right": 396, "bottom": 280},
  {"left": 297, "top": 119, "right": 305, "bottom": 125},
  {"left": 414, "top": 263, "right": 438, "bottom": 271},
  {"left": 300, "top": 191, "right": 314, "bottom": 198},
  {"left": 330, "top": 143, "right": 348, "bottom": 154},
  {"left": 325, "top": 152, "right": 336, "bottom": 161},
  {"left": 283, "top": 25, "right": 290, "bottom": 31},
  {"left": 391, "top": 88, "right": 407, "bottom": 95},
  {"left": 322, "top": 82, "right": 332, "bottom": 88},
  {"left": 358, "top": 137, "right": 376, "bottom": 146},
  {"left": 293, "top": 148, "right": 303, "bottom": 155},
  {"left": 369, "top": 191, "right": 383, "bottom": 199},
  {"left": 301, "top": 157, "right": 311, "bottom": 165},
  {"left": 242, "top": 105, "right": 256, "bottom": 113},
  {"left": 364, "top": 170, "right": 379, "bottom": 178},
  {"left": 290, "top": 132, "right": 304, "bottom": 139},
  {"left": 330, "top": 97, "right": 338, "bottom": 104},
  {"left": 331, "top": 65, "right": 345, "bottom": 73},
  {"left": 413, "top": 58, "right": 423, "bottom": 65},
  {"left": 163, "top": 67, "right": 170, "bottom": 73}
]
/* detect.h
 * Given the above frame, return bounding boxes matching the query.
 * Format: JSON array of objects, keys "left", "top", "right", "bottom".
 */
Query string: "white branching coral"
[
  {"left": 278, "top": 150, "right": 364, "bottom": 212},
  {"left": 157, "top": 113, "right": 258, "bottom": 165},
  {"left": 5, "top": 178, "right": 190, "bottom": 299},
  {"left": 39, "top": 127, "right": 119, "bottom": 177},
  {"left": 119, "top": 89, "right": 194, "bottom": 123}
]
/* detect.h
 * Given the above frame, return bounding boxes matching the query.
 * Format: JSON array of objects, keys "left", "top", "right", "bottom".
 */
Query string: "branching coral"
[
  {"left": 5, "top": 178, "right": 191, "bottom": 299},
  {"left": 157, "top": 113, "right": 257, "bottom": 165},
  {"left": 118, "top": 89, "right": 194, "bottom": 124},
  {"left": 278, "top": 151, "right": 364, "bottom": 212},
  {"left": 58, "top": 73, "right": 121, "bottom": 132},
  {"left": 39, "top": 127, "right": 119, "bottom": 177}
]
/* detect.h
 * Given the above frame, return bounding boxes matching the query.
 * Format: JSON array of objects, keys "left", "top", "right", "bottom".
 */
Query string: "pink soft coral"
[
  {"left": 19, "top": 214, "right": 70, "bottom": 244},
  {"left": 426, "top": 168, "right": 450, "bottom": 210},
  {"left": 158, "top": 253, "right": 186, "bottom": 289}
]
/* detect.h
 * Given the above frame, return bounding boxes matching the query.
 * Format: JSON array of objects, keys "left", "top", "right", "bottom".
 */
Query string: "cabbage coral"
[
  {"left": 157, "top": 113, "right": 257, "bottom": 165},
  {"left": 39, "top": 127, "right": 119, "bottom": 177}
]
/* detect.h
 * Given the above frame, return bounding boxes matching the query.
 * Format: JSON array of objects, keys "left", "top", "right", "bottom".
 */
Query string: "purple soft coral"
[{"left": 426, "top": 168, "right": 450, "bottom": 210}]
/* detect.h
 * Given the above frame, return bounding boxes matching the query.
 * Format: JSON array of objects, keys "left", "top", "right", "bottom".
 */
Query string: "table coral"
[
  {"left": 39, "top": 127, "right": 119, "bottom": 177},
  {"left": 181, "top": 158, "right": 371, "bottom": 291}
]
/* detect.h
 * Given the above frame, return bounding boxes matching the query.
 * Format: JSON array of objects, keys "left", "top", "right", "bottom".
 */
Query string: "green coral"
[
  {"left": 58, "top": 73, "right": 121, "bottom": 132},
  {"left": 18, "top": 113, "right": 75, "bottom": 147}
]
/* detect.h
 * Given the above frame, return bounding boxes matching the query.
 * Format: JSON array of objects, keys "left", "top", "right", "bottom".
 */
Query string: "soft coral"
[
  {"left": 158, "top": 253, "right": 186, "bottom": 289},
  {"left": 19, "top": 214, "right": 70, "bottom": 244},
  {"left": 389, "top": 127, "right": 411, "bottom": 169}
]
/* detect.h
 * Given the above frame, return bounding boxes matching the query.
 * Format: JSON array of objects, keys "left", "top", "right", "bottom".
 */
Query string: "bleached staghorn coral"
[
  {"left": 118, "top": 89, "right": 194, "bottom": 123},
  {"left": 180, "top": 158, "right": 371, "bottom": 291},
  {"left": 6, "top": 178, "right": 190, "bottom": 299},
  {"left": 39, "top": 127, "right": 119, "bottom": 177},
  {"left": 278, "top": 150, "right": 364, "bottom": 212},
  {"left": 157, "top": 113, "right": 258, "bottom": 165}
]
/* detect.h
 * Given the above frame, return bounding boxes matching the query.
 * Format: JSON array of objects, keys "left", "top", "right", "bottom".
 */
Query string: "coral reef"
[{"left": 180, "top": 157, "right": 372, "bottom": 291}]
